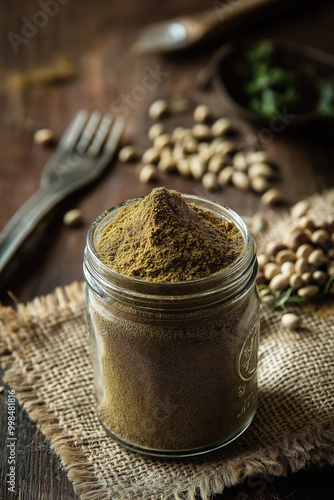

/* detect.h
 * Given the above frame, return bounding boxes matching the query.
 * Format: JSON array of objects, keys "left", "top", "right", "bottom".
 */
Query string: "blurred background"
[{"left": 1, "top": 0, "right": 334, "bottom": 301}]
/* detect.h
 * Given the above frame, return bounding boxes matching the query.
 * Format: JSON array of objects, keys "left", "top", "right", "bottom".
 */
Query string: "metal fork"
[{"left": 0, "top": 110, "right": 124, "bottom": 281}]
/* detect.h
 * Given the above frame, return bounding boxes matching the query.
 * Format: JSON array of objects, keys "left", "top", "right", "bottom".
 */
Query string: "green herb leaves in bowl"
[{"left": 214, "top": 40, "right": 334, "bottom": 126}]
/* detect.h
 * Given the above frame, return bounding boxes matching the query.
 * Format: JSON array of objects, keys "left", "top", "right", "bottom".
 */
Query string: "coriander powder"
[{"left": 84, "top": 190, "right": 260, "bottom": 457}]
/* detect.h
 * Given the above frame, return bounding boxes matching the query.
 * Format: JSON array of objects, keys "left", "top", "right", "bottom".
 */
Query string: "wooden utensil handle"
[{"left": 192, "top": 0, "right": 297, "bottom": 31}]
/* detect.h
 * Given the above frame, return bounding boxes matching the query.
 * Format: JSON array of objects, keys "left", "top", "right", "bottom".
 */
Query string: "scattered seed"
[
  {"left": 256, "top": 206, "right": 334, "bottom": 305},
  {"left": 233, "top": 152, "right": 248, "bottom": 171},
  {"left": 261, "top": 188, "right": 283, "bottom": 206},
  {"left": 257, "top": 253, "right": 270, "bottom": 270},
  {"left": 246, "top": 150, "right": 270, "bottom": 164},
  {"left": 176, "top": 158, "right": 191, "bottom": 177},
  {"left": 297, "top": 285, "right": 320, "bottom": 298},
  {"left": 290, "top": 200, "right": 310, "bottom": 219},
  {"left": 118, "top": 145, "right": 138, "bottom": 163},
  {"left": 248, "top": 162, "right": 274, "bottom": 179},
  {"left": 160, "top": 146, "right": 173, "bottom": 159},
  {"left": 264, "top": 262, "right": 281, "bottom": 281},
  {"left": 311, "top": 229, "right": 329, "bottom": 244},
  {"left": 251, "top": 175, "right": 270, "bottom": 193},
  {"left": 281, "top": 261, "right": 295, "bottom": 277},
  {"left": 154, "top": 133, "right": 172, "bottom": 150},
  {"left": 172, "top": 127, "right": 187, "bottom": 142},
  {"left": 208, "top": 154, "right": 225, "bottom": 174},
  {"left": 281, "top": 313, "right": 301, "bottom": 329},
  {"left": 297, "top": 216, "right": 315, "bottom": 231},
  {"left": 301, "top": 271, "right": 313, "bottom": 285},
  {"left": 275, "top": 249, "right": 296, "bottom": 265},
  {"left": 261, "top": 294, "right": 275, "bottom": 305},
  {"left": 216, "top": 141, "right": 238, "bottom": 156},
  {"left": 211, "top": 118, "right": 233, "bottom": 137},
  {"left": 198, "top": 145, "right": 212, "bottom": 162},
  {"left": 295, "top": 243, "right": 313, "bottom": 260},
  {"left": 308, "top": 249, "right": 328, "bottom": 267},
  {"left": 218, "top": 166, "right": 234, "bottom": 186},
  {"left": 63, "top": 209, "right": 83, "bottom": 227},
  {"left": 295, "top": 257, "right": 312, "bottom": 275},
  {"left": 158, "top": 157, "right": 177, "bottom": 173},
  {"left": 148, "top": 123, "right": 165, "bottom": 141},
  {"left": 139, "top": 164, "right": 158, "bottom": 183},
  {"left": 133, "top": 102, "right": 282, "bottom": 198},
  {"left": 142, "top": 147, "right": 160, "bottom": 164},
  {"left": 289, "top": 273, "right": 303, "bottom": 289},
  {"left": 148, "top": 99, "right": 168, "bottom": 119},
  {"left": 231, "top": 170, "right": 251, "bottom": 190},
  {"left": 259, "top": 287, "right": 273, "bottom": 298},
  {"left": 192, "top": 123, "right": 211, "bottom": 140},
  {"left": 34, "top": 128, "right": 55, "bottom": 145},
  {"left": 250, "top": 216, "right": 267, "bottom": 237},
  {"left": 198, "top": 142, "right": 210, "bottom": 153},
  {"left": 312, "top": 270, "right": 328, "bottom": 286},
  {"left": 287, "top": 229, "right": 311, "bottom": 251},
  {"left": 201, "top": 172, "right": 219, "bottom": 191},
  {"left": 193, "top": 104, "right": 211, "bottom": 123},
  {"left": 190, "top": 157, "right": 207, "bottom": 180},
  {"left": 269, "top": 273, "right": 290, "bottom": 291},
  {"left": 183, "top": 137, "right": 198, "bottom": 154},
  {"left": 172, "top": 142, "right": 185, "bottom": 161},
  {"left": 210, "top": 137, "right": 224, "bottom": 152}
]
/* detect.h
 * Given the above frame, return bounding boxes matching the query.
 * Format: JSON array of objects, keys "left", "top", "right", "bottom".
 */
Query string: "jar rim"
[{"left": 84, "top": 194, "right": 257, "bottom": 308}]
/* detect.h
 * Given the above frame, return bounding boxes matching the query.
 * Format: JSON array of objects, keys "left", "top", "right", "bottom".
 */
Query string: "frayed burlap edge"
[
  {"left": 0, "top": 282, "right": 107, "bottom": 500},
  {"left": 171, "top": 409, "right": 334, "bottom": 500},
  {"left": 188, "top": 432, "right": 334, "bottom": 500}
]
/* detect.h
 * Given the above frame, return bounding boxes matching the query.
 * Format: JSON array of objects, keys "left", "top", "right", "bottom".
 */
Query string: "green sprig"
[{"left": 258, "top": 276, "right": 334, "bottom": 309}]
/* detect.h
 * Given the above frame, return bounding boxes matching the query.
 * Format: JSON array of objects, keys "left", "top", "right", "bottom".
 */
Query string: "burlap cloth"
[{"left": 1, "top": 191, "right": 334, "bottom": 500}]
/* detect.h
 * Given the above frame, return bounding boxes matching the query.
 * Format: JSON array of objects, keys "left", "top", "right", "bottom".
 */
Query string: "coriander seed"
[
  {"left": 118, "top": 145, "right": 138, "bottom": 163},
  {"left": 193, "top": 104, "right": 211, "bottom": 122},
  {"left": 148, "top": 99, "right": 168, "bottom": 119},
  {"left": 139, "top": 164, "right": 158, "bottom": 183},
  {"left": 281, "top": 313, "right": 301, "bottom": 329}
]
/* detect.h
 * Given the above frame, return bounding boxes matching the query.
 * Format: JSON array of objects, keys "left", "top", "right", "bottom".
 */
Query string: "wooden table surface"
[{"left": 1, "top": 0, "right": 334, "bottom": 498}]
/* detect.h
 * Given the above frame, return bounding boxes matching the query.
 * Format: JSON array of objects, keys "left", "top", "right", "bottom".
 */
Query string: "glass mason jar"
[{"left": 83, "top": 194, "right": 260, "bottom": 457}]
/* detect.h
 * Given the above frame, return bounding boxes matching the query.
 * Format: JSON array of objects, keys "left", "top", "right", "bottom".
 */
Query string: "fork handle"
[{"left": 0, "top": 184, "right": 66, "bottom": 279}]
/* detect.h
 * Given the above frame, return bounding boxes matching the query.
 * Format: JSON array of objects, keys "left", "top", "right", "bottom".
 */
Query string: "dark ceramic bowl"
[{"left": 212, "top": 39, "right": 334, "bottom": 128}]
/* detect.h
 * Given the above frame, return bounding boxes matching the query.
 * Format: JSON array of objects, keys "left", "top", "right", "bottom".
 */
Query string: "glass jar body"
[{"left": 84, "top": 195, "right": 260, "bottom": 457}]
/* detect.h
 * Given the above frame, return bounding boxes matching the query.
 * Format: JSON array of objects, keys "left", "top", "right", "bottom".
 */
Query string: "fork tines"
[{"left": 60, "top": 110, "right": 120, "bottom": 157}]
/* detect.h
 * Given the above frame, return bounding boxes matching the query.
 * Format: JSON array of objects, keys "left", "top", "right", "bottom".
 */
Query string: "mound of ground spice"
[
  {"left": 96, "top": 187, "right": 243, "bottom": 282},
  {"left": 86, "top": 188, "right": 259, "bottom": 454}
]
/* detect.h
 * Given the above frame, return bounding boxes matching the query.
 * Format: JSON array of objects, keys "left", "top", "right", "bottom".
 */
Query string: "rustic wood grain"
[{"left": 1, "top": 0, "right": 334, "bottom": 498}]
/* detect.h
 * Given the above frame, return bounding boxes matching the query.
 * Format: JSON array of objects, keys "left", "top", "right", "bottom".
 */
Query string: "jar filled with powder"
[{"left": 83, "top": 187, "right": 260, "bottom": 457}]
